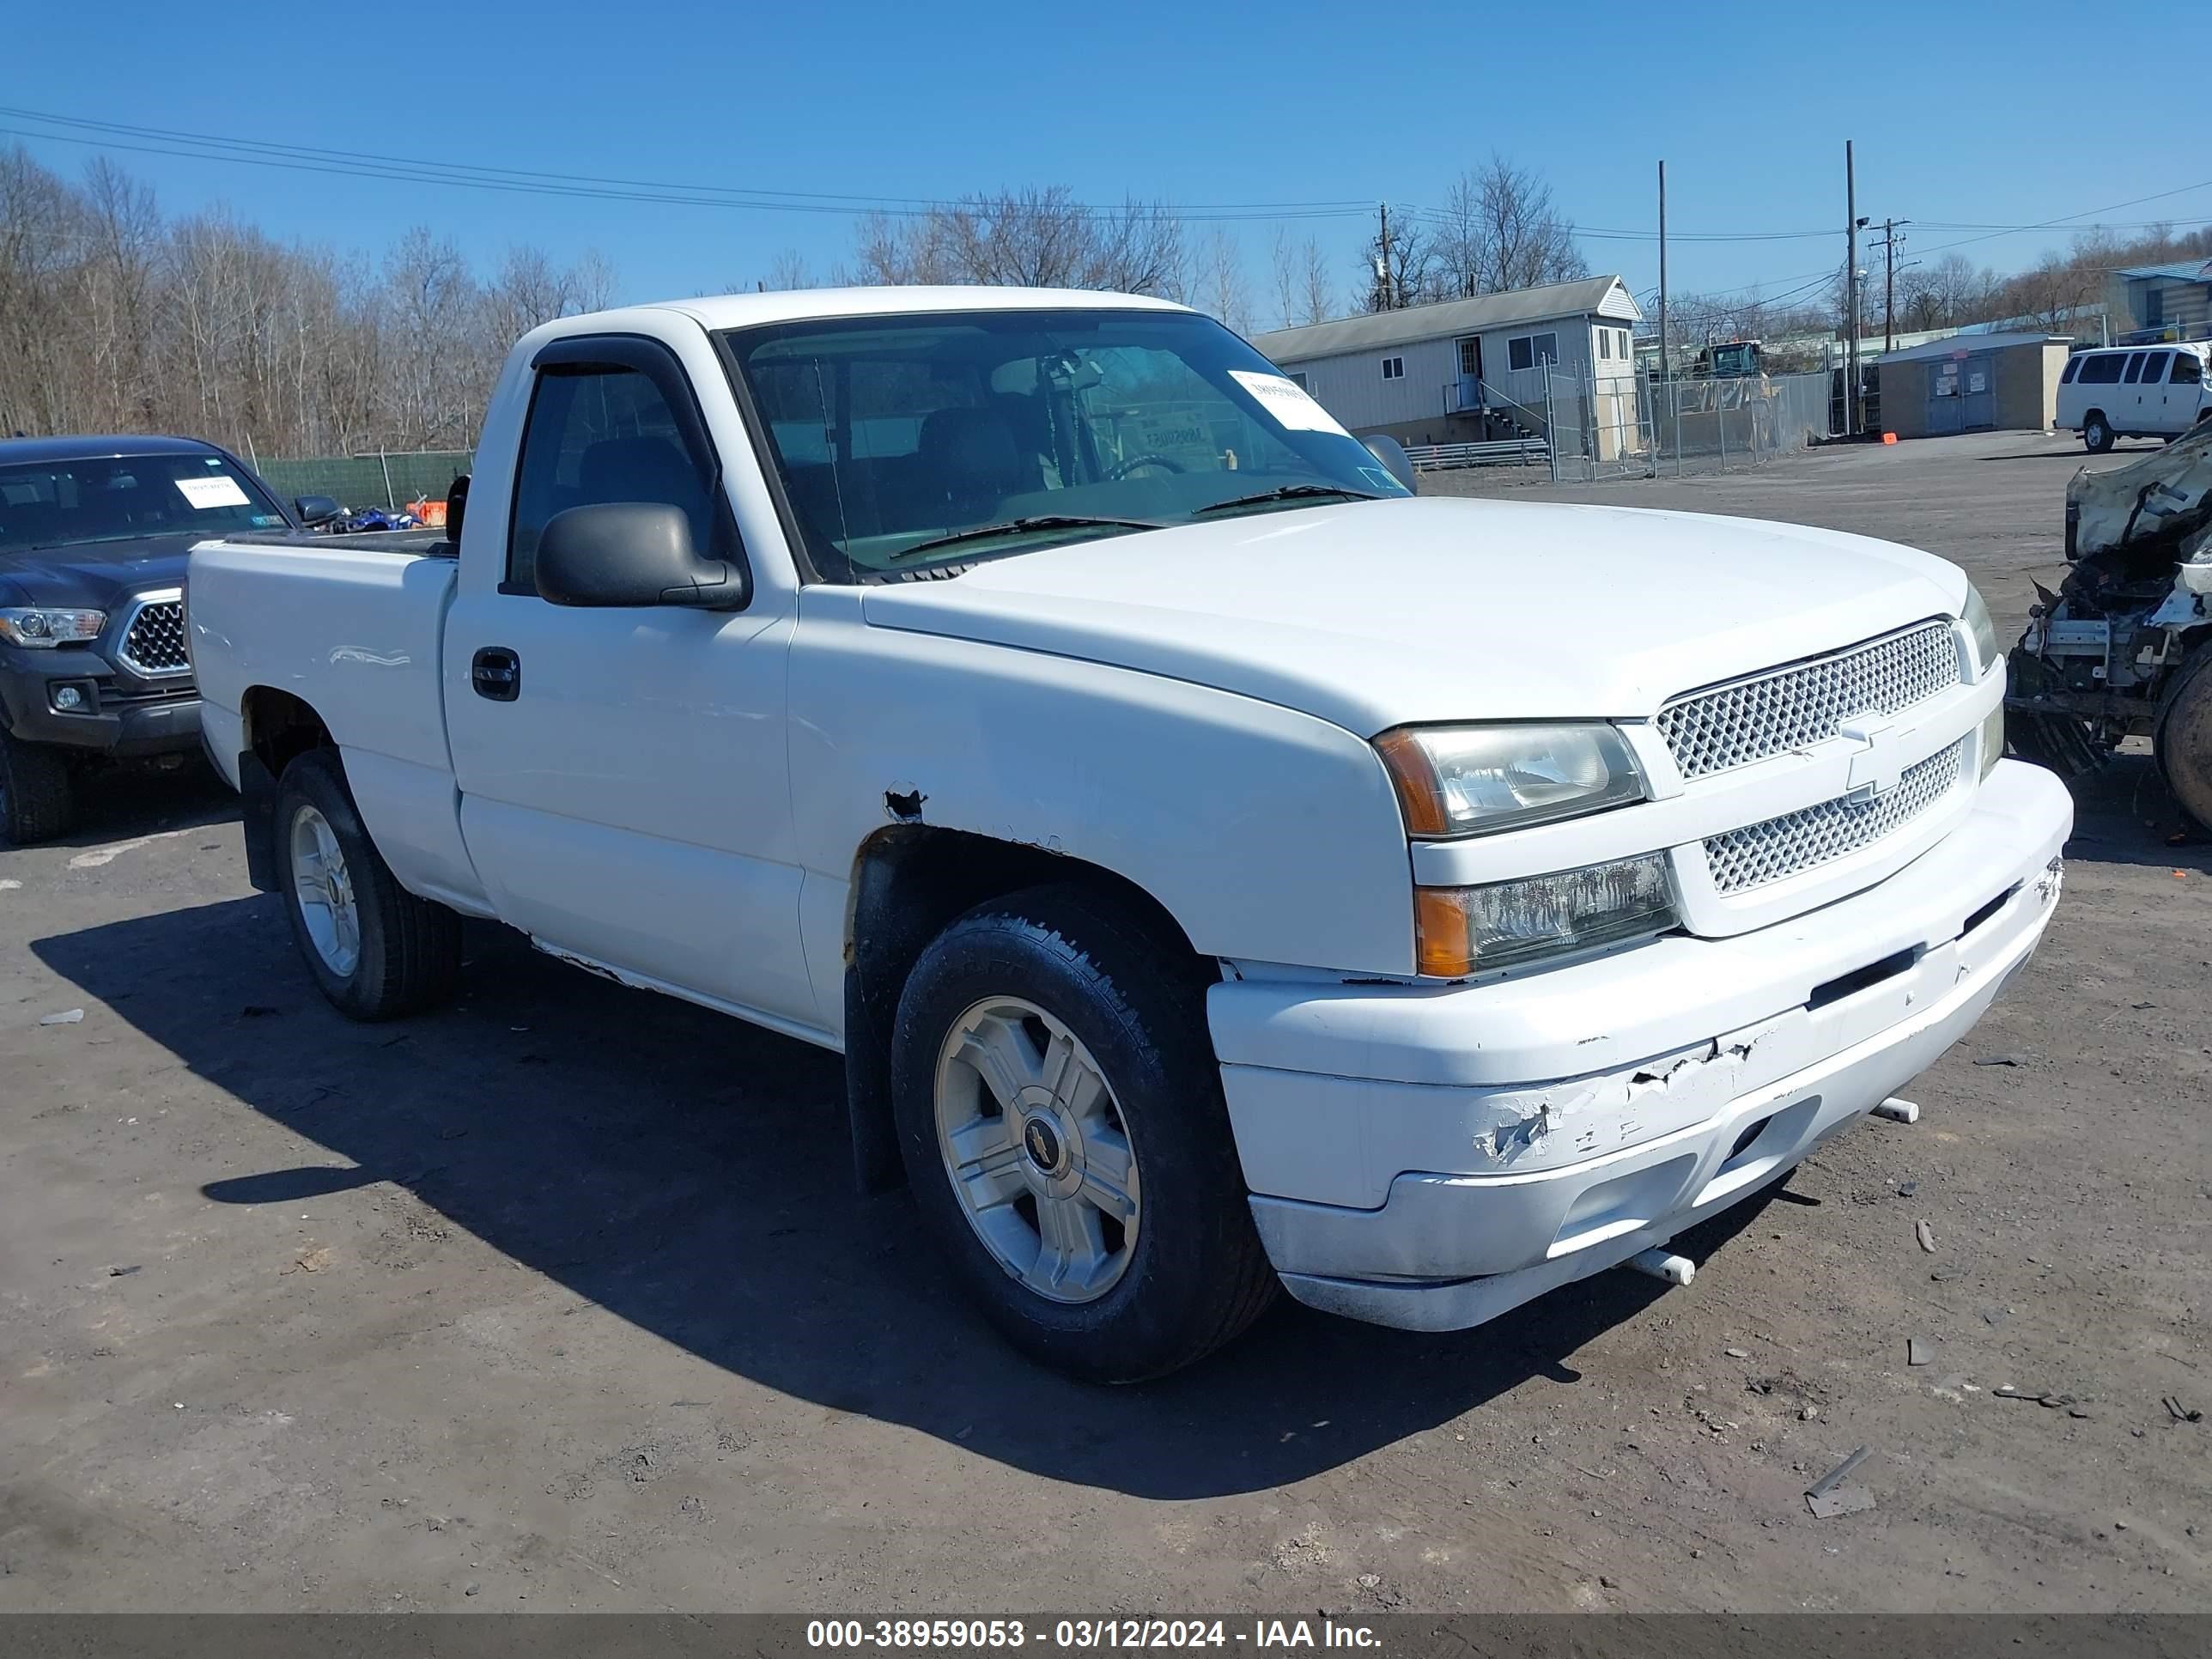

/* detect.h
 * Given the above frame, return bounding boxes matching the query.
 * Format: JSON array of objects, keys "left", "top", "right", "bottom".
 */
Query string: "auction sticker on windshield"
[
  {"left": 1227, "top": 370, "right": 1354, "bottom": 439},
  {"left": 174, "top": 475, "right": 251, "bottom": 509}
]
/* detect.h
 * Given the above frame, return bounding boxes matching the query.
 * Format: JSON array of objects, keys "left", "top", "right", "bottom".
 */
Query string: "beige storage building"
[{"left": 1875, "top": 332, "right": 2071, "bottom": 439}]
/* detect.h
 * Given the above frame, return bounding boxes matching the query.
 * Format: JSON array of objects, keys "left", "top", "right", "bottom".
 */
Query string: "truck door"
[{"left": 441, "top": 334, "right": 817, "bottom": 1034}]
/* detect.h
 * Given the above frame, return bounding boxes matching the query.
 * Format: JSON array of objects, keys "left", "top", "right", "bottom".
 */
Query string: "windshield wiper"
[
  {"left": 1191, "top": 483, "right": 1380, "bottom": 517},
  {"left": 887, "top": 514, "right": 1166, "bottom": 562}
]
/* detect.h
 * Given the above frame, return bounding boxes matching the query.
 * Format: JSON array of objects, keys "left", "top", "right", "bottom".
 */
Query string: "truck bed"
[{"left": 190, "top": 533, "right": 460, "bottom": 795}]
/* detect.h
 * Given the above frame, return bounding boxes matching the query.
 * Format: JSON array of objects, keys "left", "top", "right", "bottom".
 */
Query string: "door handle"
[{"left": 471, "top": 647, "right": 520, "bottom": 702}]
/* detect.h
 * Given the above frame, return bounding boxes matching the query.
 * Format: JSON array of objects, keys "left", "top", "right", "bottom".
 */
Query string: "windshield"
[
  {"left": 0, "top": 451, "right": 288, "bottom": 556},
  {"left": 720, "top": 307, "right": 1408, "bottom": 580}
]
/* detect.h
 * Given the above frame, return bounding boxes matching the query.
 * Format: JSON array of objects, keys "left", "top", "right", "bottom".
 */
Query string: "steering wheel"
[{"left": 1104, "top": 453, "right": 1188, "bottom": 481}]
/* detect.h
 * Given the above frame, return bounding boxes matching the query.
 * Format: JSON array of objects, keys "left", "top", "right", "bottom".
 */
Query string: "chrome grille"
[
  {"left": 1656, "top": 621, "right": 1960, "bottom": 779},
  {"left": 1703, "top": 738, "right": 1966, "bottom": 895},
  {"left": 120, "top": 599, "right": 189, "bottom": 675}
]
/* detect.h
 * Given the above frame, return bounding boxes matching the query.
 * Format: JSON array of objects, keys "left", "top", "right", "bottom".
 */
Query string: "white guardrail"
[{"left": 1401, "top": 437, "right": 1552, "bottom": 471}]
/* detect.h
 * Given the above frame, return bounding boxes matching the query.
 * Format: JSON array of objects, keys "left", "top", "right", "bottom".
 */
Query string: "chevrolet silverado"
[{"left": 185, "top": 287, "right": 2072, "bottom": 1381}]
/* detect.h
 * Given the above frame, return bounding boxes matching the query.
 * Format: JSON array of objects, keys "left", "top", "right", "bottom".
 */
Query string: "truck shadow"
[
  {"left": 32, "top": 896, "right": 1777, "bottom": 1501},
  {"left": 2057, "top": 753, "right": 2211, "bottom": 872},
  {"left": 46, "top": 757, "right": 240, "bottom": 851}
]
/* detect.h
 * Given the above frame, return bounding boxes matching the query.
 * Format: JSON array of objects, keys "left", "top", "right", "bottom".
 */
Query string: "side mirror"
[
  {"left": 295, "top": 495, "right": 342, "bottom": 527},
  {"left": 445, "top": 473, "right": 470, "bottom": 549},
  {"left": 535, "top": 501, "right": 748, "bottom": 610},
  {"left": 1362, "top": 434, "right": 1419, "bottom": 495}
]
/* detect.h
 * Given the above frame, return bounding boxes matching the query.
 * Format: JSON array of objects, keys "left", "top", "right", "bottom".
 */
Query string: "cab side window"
[
  {"left": 507, "top": 364, "right": 716, "bottom": 593},
  {"left": 2172, "top": 354, "right": 2203, "bottom": 386}
]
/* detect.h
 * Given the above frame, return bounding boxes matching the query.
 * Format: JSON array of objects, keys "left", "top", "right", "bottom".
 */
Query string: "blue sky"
[{"left": 9, "top": 0, "right": 2205, "bottom": 324}]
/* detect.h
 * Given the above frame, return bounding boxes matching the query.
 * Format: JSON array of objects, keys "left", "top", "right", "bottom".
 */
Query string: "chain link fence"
[
  {"left": 1541, "top": 366, "right": 1837, "bottom": 483},
  {"left": 246, "top": 450, "right": 472, "bottom": 514}
]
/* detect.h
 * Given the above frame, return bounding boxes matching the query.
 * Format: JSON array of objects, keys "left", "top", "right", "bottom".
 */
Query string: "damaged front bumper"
[{"left": 1206, "top": 760, "right": 2072, "bottom": 1333}]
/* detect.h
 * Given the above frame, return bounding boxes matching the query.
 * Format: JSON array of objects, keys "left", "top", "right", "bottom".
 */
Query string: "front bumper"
[
  {"left": 0, "top": 646, "right": 201, "bottom": 757},
  {"left": 1206, "top": 760, "right": 2072, "bottom": 1332}
]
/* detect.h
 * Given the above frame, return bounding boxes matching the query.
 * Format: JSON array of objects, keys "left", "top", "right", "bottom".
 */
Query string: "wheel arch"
[
  {"left": 238, "top": 686, "right": 336, "bottom": 891},
  {"left": 242, "top": 685, "right": 334, "bottom": 775},
  {"left": 840, "top": 823, "right": 1212, "bottom": 1194}
]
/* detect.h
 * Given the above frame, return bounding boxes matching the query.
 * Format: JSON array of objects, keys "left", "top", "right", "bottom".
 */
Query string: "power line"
[
  {"left": 1912, "top": 177, "right": 2212, "bottom": 256},
  {"left": 9, "top": 100, "right": 2209, "bottom": 281},
  {"left": 0, "top": 105, "right": 1375, "bottom": 222},
  {"left": 1397, "top": 203, "right": 1839, "bottom": 244},
  {"left": 4, "top": 105, "right": 1858, "bottom": 237}
]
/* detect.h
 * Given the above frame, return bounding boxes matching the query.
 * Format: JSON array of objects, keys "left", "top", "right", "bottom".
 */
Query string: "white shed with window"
[{"left": 1250, "top": 276, "right": 1644, "bottom": 448}]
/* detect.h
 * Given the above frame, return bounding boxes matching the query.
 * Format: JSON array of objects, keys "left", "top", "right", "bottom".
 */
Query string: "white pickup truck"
[{"left": 187, "top": 286, "right": 2072, "bottom": 1382}]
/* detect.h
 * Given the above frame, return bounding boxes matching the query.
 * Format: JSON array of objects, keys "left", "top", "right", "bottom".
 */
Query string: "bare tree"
[
  {"left": 0, "top": 145, "right": 623, "bottom": 458},
  {"left": 1269, "top": 228, "right": 1335, "bottom": 329},
  {"left": 852, "top": 188, "right": 1185, "bottom": 295},
  {"left": 2002, "top": 249, "right": 2106, "bottom": 332},
  {"left": 1656, "top": 284, "right": 1831, "bottom": 356},
  {"left": 1191, "top": 226, "right": 1255, "bottom": 335},
  {"left": 378, "top": 228, "right": 479, "bottom": 447},
  {"left": 480, "top": 245, "right": 573, "bottom": 350},
  {"left": 854, "top": 208, "right": 955, "bottom": 286},
  {"left": 78, "top": 156, "right": 162, "bottom": 429},
  {"left": 1896, "top": 252, "right": 1997, "bottom": 331},
  {"left": 1431, "top": 155, "right": 1587, "bottom": 296},
  {"left": 1356, "top": 210, "right": 1433, "bottom": 313},
  {"left": 0, "top": 145, "right": 84, "bottom": 434},
  {"left": 751, "top": 247, "right": 821, "bottom": 292}
]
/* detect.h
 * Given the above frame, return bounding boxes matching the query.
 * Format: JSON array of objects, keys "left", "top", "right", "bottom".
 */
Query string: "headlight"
[
  {"left": 0, "top": 607, "right": 106, "bottom": 648},
  {"left": 1960, "top": 584, "right": 2000, "bottom": 676},
  {"left": 1980, "top": 699, "right": 2006, "bottom": 779},
  {"left": 1375, "top": 722, "right": 1645, "bottom": 838},
  {"left": 1414, "top": 854, "right": 1678, "bottom": 976}
]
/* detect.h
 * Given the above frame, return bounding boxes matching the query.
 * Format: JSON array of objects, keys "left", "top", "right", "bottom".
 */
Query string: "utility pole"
[
  {"left": 1657, "top": 160, "right": 1669, "bottom": 382},
  {"left": 1376, "top": 202, "right": 1395, "bottom": 312},
  {"left": 1844, "top": 141, "right": 1861, "bottom": 435},
  {"left": 1873, "top": 218, "right": 1911, "bottom": 353}
]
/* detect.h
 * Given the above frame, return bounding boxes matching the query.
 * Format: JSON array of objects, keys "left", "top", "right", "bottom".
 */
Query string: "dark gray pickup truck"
[{"left": 0, "top": 434, "right": 326, "bottom": 842}]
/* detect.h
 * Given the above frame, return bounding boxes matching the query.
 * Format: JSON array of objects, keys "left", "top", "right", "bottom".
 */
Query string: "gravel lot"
[{"left": 3, "top": 431, "right": 2207, "bottom": 1614}]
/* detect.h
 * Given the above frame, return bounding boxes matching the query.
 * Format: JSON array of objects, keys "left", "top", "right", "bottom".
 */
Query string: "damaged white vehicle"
[
  {"left": 2008, "top": 418, "right": 2212, "bottom": 831},
  {"left": 185, "top": 288, "right": 2071, "bottom": 1382}
]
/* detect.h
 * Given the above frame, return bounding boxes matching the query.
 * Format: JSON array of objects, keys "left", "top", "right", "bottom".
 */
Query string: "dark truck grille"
[{"left": 120, "top": 598, "right": 190, "bottom": 675}]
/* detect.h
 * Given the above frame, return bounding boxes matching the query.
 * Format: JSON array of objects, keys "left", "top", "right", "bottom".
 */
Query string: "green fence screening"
[{"left": 251, "top": 451, "right": 473, "bottom": 514}]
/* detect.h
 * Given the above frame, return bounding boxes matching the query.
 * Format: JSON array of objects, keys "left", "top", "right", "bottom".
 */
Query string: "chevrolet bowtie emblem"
[{"left": 1840, "top": 716, "right": 1906, "bottom": 803}]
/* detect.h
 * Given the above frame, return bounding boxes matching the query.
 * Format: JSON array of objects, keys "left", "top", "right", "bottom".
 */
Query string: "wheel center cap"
[{"left": 1022, "top": 1114, "right": 1067, "bottom": 1176}]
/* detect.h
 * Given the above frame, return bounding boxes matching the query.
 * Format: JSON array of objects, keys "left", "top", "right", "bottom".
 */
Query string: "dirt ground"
[{"left": 2, "top": 431, "right": 2206, "bottom": 1614}]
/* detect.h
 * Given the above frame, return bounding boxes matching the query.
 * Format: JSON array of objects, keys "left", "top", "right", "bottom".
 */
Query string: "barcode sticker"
[
  {"left": 1228, "top": 370, "right": 1354, "bottom": 438},
  {"left": 174, "top": 476, "right": 250, "bottom": 509}
]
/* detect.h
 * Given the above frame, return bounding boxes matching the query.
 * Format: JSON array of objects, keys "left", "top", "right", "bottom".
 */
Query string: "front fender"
[{"left": 788, "top": 594, "right": 1416, "bottom": 982}]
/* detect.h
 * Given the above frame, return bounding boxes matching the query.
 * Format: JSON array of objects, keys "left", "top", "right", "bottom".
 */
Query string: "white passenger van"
[{"left": 2057, "top": 343, "right": 2212, "bottom": 452}]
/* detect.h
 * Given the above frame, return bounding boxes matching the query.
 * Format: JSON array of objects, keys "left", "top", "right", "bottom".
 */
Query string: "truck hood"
[
  {"left": 0, "top": 534, "right": 198, "bottom": 611},
  {"left": 860, "top": 496, "right": 1970, "bottom": 734}
]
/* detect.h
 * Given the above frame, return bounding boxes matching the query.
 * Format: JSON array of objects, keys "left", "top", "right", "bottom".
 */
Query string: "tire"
[
  {"left": 0, "top": 727, "right": 77, "bottom": 845},
  {"left": 2082, "top": 410, "right": 2115, "bottom": 453},
  {"left": 2154, "top": 641, "right": 2212, "bottom": 835},
  {"left": 273, "top": 749, "right": 462, "bottom": 1019},
  {"left": 890, "top": 884, "right": 1277, "bottom": 1382}
]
